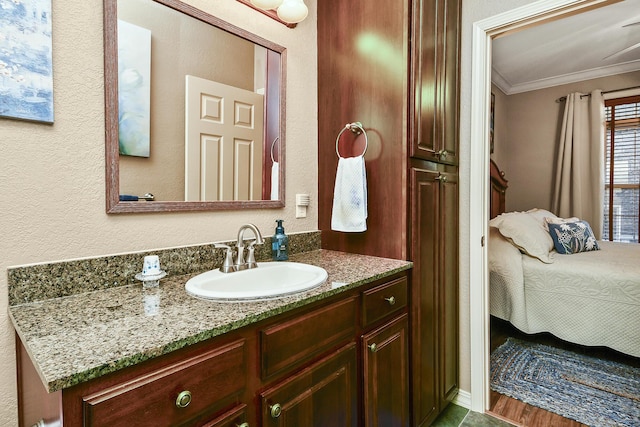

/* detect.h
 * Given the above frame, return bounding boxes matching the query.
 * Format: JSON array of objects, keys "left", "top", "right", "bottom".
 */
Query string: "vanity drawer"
[
  {"left": 82, "top": 339, "right": 246, "bottom": 427},
  {"left": 261, "top": 296, "right": 358, "bottom": 380},
  {"left": 362, "top": 277, "right": 408, "bottom": 328}
]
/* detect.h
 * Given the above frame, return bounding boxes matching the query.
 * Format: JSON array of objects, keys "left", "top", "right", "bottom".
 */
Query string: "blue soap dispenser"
[{"left": 272, "top": 219, "right": 289, "bottom": 261}]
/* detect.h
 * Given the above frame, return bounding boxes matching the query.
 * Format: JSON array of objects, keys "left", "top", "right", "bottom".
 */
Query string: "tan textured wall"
[
  {"left": 0, "top": 0, "right": 317, "bottom": 424},
  {"left": 502, "top": 70, "right": 640, "bottom": 212}
]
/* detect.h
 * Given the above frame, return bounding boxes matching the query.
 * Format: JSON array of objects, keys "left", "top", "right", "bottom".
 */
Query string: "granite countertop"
[{"left": 9, "top": 249, "right": 411, "bottom": 393}]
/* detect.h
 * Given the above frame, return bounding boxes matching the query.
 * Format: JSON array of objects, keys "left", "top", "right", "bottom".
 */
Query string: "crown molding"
[
  {"left": 493, "top": 59, "right": 640, "bottom": 95},
  {"left": 490, "top": 68, "right": 512, "bottom": 94}
]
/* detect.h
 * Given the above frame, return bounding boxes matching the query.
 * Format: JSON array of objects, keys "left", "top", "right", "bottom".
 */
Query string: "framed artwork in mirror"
[
  {"left": 117, "top": 20, "right": 151, "bottom": 157},
  {"left": 490, "top": 92, "right": 495, "bottom": 154}
]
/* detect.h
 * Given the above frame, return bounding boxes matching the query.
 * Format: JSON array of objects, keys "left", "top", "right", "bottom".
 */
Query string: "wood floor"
[
  {"left": 488, "top": 389, "right": 585, "bottom": 427},
  {"left": 488, "top": 317, "right": 640, "bottom": 427}
]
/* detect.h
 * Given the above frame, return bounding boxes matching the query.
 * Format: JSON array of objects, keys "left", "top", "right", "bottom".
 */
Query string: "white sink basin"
[{"left": 185, "top": 262, "right": 328, "bottom": 301}]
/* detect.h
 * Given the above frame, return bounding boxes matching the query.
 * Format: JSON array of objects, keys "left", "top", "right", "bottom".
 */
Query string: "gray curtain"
[{"left": 551, "top": 90, "right": 605, "bottom": 238}]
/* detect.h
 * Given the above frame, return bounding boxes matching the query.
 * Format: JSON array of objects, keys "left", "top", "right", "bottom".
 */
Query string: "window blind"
[{"left": 603, "top": 95, "right": 640, "bottom": 243}]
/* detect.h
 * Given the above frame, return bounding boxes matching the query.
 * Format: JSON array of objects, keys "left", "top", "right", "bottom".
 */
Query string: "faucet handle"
[
  {"left": 214, "top": 244, "right": 236, "bottom": 273},
  {"left": 246, "top": 242, "right": 259, "bottom": 269}
]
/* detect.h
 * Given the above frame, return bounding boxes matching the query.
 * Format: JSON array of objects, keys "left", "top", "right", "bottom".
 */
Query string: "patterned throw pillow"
[{"left": 547, "top": 220, "right": 599, "bottom": 254}]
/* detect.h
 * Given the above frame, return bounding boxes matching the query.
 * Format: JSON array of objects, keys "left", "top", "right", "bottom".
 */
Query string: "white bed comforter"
[{"left": 489, "top": 227, "right": 640, "bottom": 358}]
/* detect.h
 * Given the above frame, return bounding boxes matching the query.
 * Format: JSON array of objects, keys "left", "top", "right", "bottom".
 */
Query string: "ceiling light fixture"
[{"left": 250, "top": 0, "right": 308, "bottom": 24}]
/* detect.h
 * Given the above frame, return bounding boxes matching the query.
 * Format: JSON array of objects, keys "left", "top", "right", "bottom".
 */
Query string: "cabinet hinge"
[{"left": 481, "top": 235, "right": 485, "bottom": 247}]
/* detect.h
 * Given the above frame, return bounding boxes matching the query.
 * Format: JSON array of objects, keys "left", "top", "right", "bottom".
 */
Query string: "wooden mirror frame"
[{"left": 104, "top": 0, "right": 286, "bottom": 213}]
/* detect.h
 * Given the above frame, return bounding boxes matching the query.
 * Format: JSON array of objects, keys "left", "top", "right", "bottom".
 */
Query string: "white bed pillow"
[
  {"left": 489, "top": 211, "right": 555, "bottom": 263},
  {"left": 526, "top": 208, "right": 558, "bottom": 225}
]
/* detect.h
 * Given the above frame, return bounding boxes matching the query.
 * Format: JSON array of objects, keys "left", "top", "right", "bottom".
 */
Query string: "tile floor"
[{"left": 431, "top": 404, "right": 515, "bottom": 427}]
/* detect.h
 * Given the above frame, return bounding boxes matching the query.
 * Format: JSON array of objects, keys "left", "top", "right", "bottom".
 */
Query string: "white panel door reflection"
[{"left": 185, "top": 75, "right": 264, "bottom": 201}]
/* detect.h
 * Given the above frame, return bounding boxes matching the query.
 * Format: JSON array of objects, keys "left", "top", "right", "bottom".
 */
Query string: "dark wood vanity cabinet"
[
  {"left": 17, "top": 273, "right": 410, "bottom": 427},
  {"left": 260, "top": 276, "right": 410, "bottom": 427}
]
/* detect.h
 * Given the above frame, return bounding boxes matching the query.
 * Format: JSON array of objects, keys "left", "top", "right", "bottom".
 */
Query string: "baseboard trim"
[{"left": 452, "top": 389, "right": 472, "bottom": 409}]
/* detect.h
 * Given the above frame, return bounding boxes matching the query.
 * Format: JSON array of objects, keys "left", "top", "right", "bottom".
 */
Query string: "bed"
[{"left": 488, "top": 160, "right": 640, "bottom": 358}]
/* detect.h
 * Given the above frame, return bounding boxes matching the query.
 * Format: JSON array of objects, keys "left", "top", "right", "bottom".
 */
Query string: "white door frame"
[{"left": 468, "top": 0, "right": 618, "bottom": 412}]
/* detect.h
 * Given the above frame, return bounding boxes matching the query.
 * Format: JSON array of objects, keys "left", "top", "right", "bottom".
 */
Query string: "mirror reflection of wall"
[{"left": 117, "top": 0, "right": 271, "bottom": 202}]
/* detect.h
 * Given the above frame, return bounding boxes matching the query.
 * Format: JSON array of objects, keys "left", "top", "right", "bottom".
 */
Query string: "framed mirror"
[{"left": 104, "top": 0, "right": 286, "bottom": 213}]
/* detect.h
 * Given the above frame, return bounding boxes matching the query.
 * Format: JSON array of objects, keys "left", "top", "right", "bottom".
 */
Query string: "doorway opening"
[{"left": 468, "top": 0, "right": 622, "bottom": 413}]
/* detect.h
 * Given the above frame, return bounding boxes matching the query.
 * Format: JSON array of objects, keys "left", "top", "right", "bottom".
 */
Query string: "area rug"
[{"left": 490, "top": 338, "right": 640, "bottom": 427}]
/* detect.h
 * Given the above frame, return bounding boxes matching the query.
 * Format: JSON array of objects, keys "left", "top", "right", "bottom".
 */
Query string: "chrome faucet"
[{"left": 235, "top": 224, "right": 264, "bottom": 270}]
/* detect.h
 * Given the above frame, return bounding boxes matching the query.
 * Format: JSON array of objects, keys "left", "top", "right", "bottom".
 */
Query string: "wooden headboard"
[{"left": 490, "top": 159, "right": 508, "bottom": 219}]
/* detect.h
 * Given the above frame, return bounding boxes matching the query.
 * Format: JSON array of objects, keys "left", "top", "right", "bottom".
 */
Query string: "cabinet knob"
[
  {"left": 270, "top": 403, "right": 282, "bottom": 418},
  {"left": 435, "top": 174, "right": 447, "bottom": 183},
  {"left": 236, "top": 423, "right": 250, "bottom": 427},
  {"left": 384, "top": 296, "right": 396, "bottom": 305},
  {"left": 368, "top": 343, "right": 377, "bottom": 353},
  {"left": 175, "top": 390, "right": 192, "bottom": 408},
  {"left": 438, "top": 149, "right": 448, "bottom": 160}
]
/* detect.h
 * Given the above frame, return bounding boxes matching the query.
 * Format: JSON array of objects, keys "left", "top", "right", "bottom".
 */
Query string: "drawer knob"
[
  {"left": 368, "top": 343, "right": 377, "bottom": 353},
  {"left": 270, "top": 403, "right": 282, "bottom": 418},
  {"left": 175, "top": 390, "right": 192, "bottom": 408},
  {"left": 236, "top": 423, "right": 250, "bottom": 427},
  {"left": 384, "top": 296, "right": 396, "bottom": 305}
]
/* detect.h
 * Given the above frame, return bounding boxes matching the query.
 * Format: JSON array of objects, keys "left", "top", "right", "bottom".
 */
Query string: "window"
[{"left": 603, "top": 95, "right": 640, "bottom": 243}]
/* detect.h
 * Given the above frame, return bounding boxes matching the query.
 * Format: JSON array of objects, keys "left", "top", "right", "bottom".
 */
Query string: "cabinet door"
[
  {"left": 439, "top": 172, "right": 459, "bottom": 406},
  {"left": 409, "top": 167, "right": 439, "bottom": 426},
  {"left": 362, "top": 314, "right": 409, "bottom": 427},
  {"left": 260, "top": 343, "right": 358, "bottom": 427},
  {"left": 411, "top": 0, "right": 460, "bottom": 165},
  {"left": 410, "top": 166, "right": 459, "bottom": 424}
]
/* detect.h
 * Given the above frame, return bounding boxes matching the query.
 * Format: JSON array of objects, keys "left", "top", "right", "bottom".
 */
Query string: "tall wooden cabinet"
[
  {"left": 318, "top": 0, "right": 461, "bottom": 425},
  {"left": 409, "top": 0, "right": 461, "bottom": 425}
]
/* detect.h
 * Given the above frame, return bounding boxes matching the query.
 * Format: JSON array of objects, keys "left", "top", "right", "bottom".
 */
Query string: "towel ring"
[
  {"left": 336, "top": 122, "right": 368, "bottom": 158},
  {"left": 270, "top": 137, "right": 279, "bottom": 163}
]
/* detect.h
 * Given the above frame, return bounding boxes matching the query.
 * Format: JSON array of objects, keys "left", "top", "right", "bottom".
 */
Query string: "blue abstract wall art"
[{"left": 0, "top": 0, "right": 54, "bottom": 123}]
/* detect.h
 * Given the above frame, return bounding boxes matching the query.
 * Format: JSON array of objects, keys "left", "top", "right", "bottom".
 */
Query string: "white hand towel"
[
  {"left": 270, "top": 161, "right": 279, "bottom": 200},
  {"left": 331, "top": 156, "right": 368, "bottom": 232}
]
